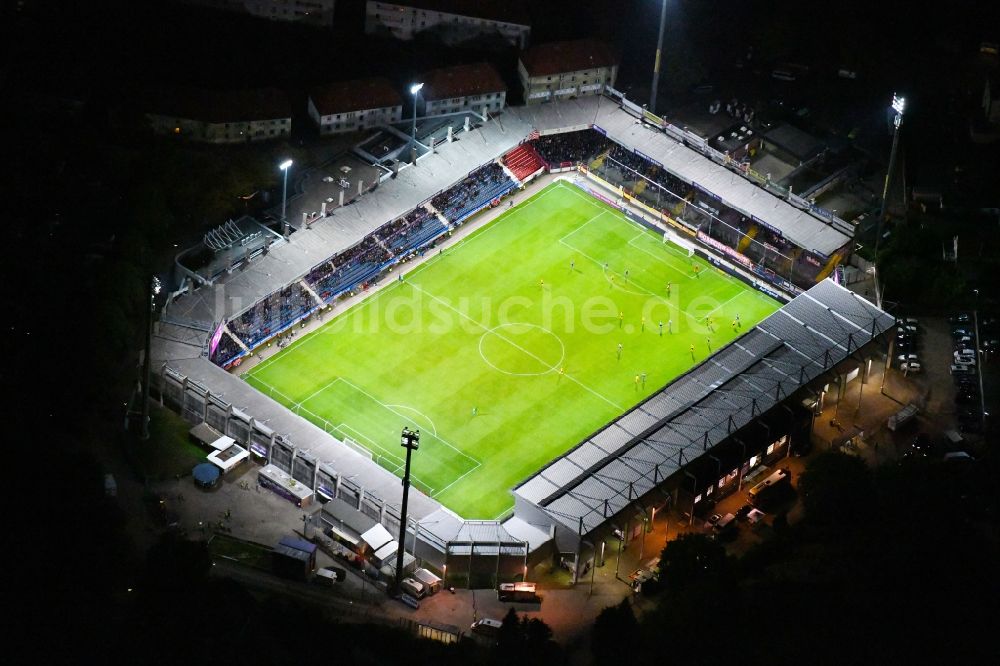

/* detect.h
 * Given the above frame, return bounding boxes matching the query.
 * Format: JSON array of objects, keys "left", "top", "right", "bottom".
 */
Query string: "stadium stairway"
[
  {"left": 425, "top": 202, "right": 450, "bottom": 228},
  {"left": 299, "top": 279, "right": 325, "bottom": 307},
  {"left": 499, "top": 160, "right": 520, "bottom": 186},
  {"left": 502, "top": 144, "right": 545, "bottom": 182},
  {"left": 224, "top": 325, "right": 250, "bottom": 352},
  {"left": 737, "top": 224, "right": 759, "bottom": 252}
]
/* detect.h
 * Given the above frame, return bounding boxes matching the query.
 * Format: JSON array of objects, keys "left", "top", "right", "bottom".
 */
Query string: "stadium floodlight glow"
[
  {"left": 394, "top": 427, "right": 420, "bottom": 596},
  {"left": 279, "top": 159, "right": 293, "bottom": 227},
  {"left": 410, "top": 83, "right": 423, "bottom": 164},
  {"left": 151, "top": 276, "right": 162, "bottom": 296},
  {"left": 891, "top": 94, "right": 906, "bottom": 116}
]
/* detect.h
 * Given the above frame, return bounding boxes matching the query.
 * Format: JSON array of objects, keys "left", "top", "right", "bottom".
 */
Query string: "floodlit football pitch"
[{"left": 244, "top": 181, "right": 780, "bottom": 519}]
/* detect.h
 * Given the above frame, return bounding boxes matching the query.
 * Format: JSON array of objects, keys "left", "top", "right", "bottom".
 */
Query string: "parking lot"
[{"left": 887, "top": 312, "right": 992, "bottom": 459}]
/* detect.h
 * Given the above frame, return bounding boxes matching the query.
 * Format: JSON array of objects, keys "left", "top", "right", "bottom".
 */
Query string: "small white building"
[
  {"left": 177, "top": 0, "right": 337, "bottom": 27},
  {"left": 419, "top": 62, "right": 506, "bottom": 117},
  {"left": 145, "top": 88, "right": 292, "bottom": 144},
  {"left": 365, "top": 0, "right": 530, "bottom": 49},
  {"left": 308, "top": 78, "right": 403, "bottom": 135},
  {"left": 518, "top": 39, "right": 618, "bottom": 105}
]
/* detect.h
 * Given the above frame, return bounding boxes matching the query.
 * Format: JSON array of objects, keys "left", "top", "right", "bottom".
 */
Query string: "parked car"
[
  {"left": 322, "top": 176, "right": 335, "bottom": 182},
  {"left": 950, "top": 365, "right": 975, "bottom": 375},
  {"left": 953, "top": 356, "right": 976, "bottom": 367},
  {"left": 899, "top": 361, "right": 921, "bottom": 373},
  {"left": 949, "top": 313, "right": 971, "bottom": 324},
  {"left": 707, "top": 513, "right": 722, "bottom": 526}
]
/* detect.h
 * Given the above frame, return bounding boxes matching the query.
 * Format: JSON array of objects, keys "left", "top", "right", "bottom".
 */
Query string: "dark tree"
[
  {"left": 591, "top": 598, "right": 637, "bottom": 662},
  {"left": 658, "top": 533, "right": 732, "bottom": 596},
  {"left": 798, "top": 451, "right": 873, "bottom": 526}
]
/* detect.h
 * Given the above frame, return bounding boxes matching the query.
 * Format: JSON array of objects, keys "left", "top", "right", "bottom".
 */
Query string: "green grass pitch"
[{"left": 244, "top": 181, "right": 780, "bottom": 519}]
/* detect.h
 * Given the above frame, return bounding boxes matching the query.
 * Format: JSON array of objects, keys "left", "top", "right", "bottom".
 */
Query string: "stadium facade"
[{"left": 153, "top": 89, "right": 890, "bottom": 586}]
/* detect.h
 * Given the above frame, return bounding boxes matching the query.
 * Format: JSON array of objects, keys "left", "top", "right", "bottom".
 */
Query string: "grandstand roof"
[
  {"left": 144, "top": 87, "right": 291, "bottom": 123},
  {"left": 519, "top": 39, "right": 618, "bottom": 77},
  {"left": 507, "top": 97, "right": 853, "bottom": 256},
  {"left": 384, "top": 0, "right": 530, "bottom": 26},
  {"left": 421, "top": 62, "right": 507, "bottom": 101},
  {"left": 513, "top": 279, "right": 893, "bottom": 537},
  {"left": 309, "top": 78, "right": 402, "bottom": 115}
]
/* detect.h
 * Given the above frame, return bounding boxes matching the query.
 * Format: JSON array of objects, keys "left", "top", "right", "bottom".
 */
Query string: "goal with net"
[{"left": 663, "top": 227, "right": 697, "bottom": 257}]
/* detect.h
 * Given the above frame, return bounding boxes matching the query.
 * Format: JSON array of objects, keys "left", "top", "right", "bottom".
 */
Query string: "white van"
[
  {"left": 713, "top": 513, "right": 736, "bottom": 531},
  {"left": 313, "top": 568, "right": 340, "bottom": 587},
  {"left": 471, "top": 618, "right": 503, "bottom": 638},
  {"left": 399, "top": 577, "right": 426, "bottom": 599}
]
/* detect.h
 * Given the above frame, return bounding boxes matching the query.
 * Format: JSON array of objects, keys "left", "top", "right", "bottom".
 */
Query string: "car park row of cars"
[
  {"left": 947, "top": 312, "right": 988, "bottom": 435},
  {"left": 895, "top": 317, "right": 921, "bottom": 372}
]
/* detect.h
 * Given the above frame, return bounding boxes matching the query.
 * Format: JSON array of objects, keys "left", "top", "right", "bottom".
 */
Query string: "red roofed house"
[
  {"left": 518, "top": 39, "right": 618, "bottom": 105},
  {"left": 418, "top": 62, "right": 507, "bottom": 117},
  {"left": 365, "top": 1, "right": 530, "bottom": 49},
  {"left": 145, "top": 88, "right": 292, "bottom": 143},
  {"left": 308, "top": 78, "right": 403, "bottom": 135}
]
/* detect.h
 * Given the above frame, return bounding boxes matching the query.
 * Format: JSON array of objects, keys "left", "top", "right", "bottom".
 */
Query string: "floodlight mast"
[
  {"left": 650, "top": 0, "right": 668, "bottom": 113},
  {"left": 873, "top": 93, "right": 905, "bottom": 308},
  {"left": 279, "top": 159, "right": 293, "bottom": 235},
  {"left": 410, "top": 83, "right": 424, "bottom": 164},
  {"left": 393, "top": 427, "right": 420, "bottom": 596}
]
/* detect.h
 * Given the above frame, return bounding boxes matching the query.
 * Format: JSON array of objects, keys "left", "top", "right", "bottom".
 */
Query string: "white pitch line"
[
  {"left": 559, "top": 236, "right": 705, "bottom": 329},
  {"left": 408, "top": 282, "right": 625, "bottom": 412},
  {"left": 337, "top": 377, "right": 480, "bottom": 467},
  {"left": 430, "top": 460, "right": 483, "bottom": 499},
  {"left": 557, "top": 209, "right": 610, "bottom": 245},
  {"left": 701, "top": 289, "right": 751, "bottom": 321},
  {"left": 627, "top": 232, "right": 695, "bottom": 279}
]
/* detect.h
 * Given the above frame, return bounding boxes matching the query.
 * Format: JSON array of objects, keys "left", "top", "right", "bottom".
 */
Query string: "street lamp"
[
  {"left": 279, "top": 159, "right": 293, "bottom": 231},
  {"left": 140, "top": 276, "right": 162, "bottom": 440},
  {"left": 410, "top": 83, "right": 423, "bottom": 164},
  {"left": 394, "top": 426, "right": 420, "bottom": 595},
  {"left": 649, "top": 0, "right": 669, "bottom": 114}
]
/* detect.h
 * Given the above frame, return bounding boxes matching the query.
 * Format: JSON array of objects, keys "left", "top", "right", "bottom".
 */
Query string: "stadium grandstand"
[{"left": 153, "top": 87, "right": 874, "bottom": 586}]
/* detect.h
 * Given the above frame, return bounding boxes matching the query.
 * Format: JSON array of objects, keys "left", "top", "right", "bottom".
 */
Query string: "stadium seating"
[
  {"left": 502, "top": 144, "right": 546, "bottom": 181},
  {"left": 431, "top": 163, "right": 516, "bottom": 224},
  {"left": 532, "top": 129, "right": 609, "bottom": 165},
  {"left": 212, "top": 332, "right": 243, "bottom": 366},
  {"left": 228, "top": 283, "right": 314, "bottom": 351}
]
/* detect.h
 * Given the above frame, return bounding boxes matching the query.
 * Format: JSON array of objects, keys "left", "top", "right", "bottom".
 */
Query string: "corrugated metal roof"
[{"left": 513, "top": 280, "right": 893, "bottom": 534}]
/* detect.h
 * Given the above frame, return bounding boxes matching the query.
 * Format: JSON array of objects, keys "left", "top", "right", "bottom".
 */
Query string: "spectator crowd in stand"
[
  {"left": 532, "top": 129, "right": 609, "bottom": 165},
  {"left": 213, "top": 162, "right": 517, "bottom": 367},
  {"left": 431, "top": 162, "right": 514, "bottom": 222}
]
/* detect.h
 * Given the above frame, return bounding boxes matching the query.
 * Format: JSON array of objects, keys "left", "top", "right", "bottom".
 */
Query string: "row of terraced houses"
[{"left": 145, "top": 39, "right": 618, "bottom": 143}]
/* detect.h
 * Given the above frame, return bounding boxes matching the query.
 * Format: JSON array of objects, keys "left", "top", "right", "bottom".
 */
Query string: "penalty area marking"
[{"left": 384, "top": 404, "right": 439, "bottom": 436}]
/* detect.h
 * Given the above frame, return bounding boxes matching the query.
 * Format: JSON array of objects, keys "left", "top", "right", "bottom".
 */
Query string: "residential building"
[
  {"left": 145, "top": 88, "right": 292, "bottom": 144},
  {"left": 365, "top": 1, "right": 530, "bottom": 48},
  {"left": 177, "top": 0, "right": 336, "bottom": 27},
  {"left": 419, "top": 63, "right": 506, "bottom": 117},
  {"left": 518, "top": 39, "right": 618, "bottom": 105},
  {"left": 308, "top": 78, "right": 403, "bottom": 135}
]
